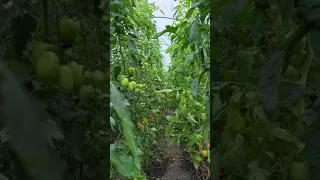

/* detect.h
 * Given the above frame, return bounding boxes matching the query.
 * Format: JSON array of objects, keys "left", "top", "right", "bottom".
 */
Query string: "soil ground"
[{"left": 146, "top": 137, "right": 208, "bottom": 180}]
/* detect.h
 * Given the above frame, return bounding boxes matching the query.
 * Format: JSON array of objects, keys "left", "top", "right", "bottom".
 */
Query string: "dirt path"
[{"left": 146, "top": 137, "right": 198, "bottom": 180}]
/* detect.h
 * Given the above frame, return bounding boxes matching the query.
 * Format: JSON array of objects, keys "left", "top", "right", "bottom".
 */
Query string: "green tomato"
[
  {"left": 131, "top": 81, "right": 137, "bottom": 89},
  {"left": 119, "top": 74, "right": 126, "bottom": 81},
  {"left": 120, "top": 78, "right": 129, "bottom": 87},
  {"left": 200, "top": 150, "right": 208, "bottom": 158},
  {"left": 128, "top": 82, "right": 134, "bottom": 91},
  {"left": 93, "top": 70, "right": 104, "bottom": 82},
  {"left": 79, "top": 85, "right": 92, "bottom": 99},
  {"left": 128, "top": 67, "right": 136, "bottom": 76}
]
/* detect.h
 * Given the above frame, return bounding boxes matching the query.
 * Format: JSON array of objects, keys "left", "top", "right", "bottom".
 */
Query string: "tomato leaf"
[{"left": 258, "top": 50, "right": 284, "bottom": 121}]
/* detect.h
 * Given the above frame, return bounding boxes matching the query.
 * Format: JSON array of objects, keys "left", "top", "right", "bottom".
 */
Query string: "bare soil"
[{"left": 145, "top": 137, "right": 208, "bottom": 180}]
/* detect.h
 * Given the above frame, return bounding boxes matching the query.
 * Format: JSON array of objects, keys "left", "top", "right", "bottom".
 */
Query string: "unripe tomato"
[
  {"left": 58, "top": 16, "right": 81, "bottom": 44},
  {"left": 128, "top": 82, "right": 134, "bottom": 91},
  {"left": 31, "top": 41, "right": 49, "bottom": 66},
  {"left": 121, "top": 78, "right": 129, "bottom": 87},
  {"left": 93, "top": 70, "right": 104, "bottom": 82},
  {"left": 131, "top": 81, "right": 137, "bottom": 89},
  {"left": 56, "top": 65, "right": 74, "bottom": 93},
  {"left": 79, "top": 85, "right": 92, "bottom": 99},
  {"left": 35, "top": 51, "right": 59, "bottom": 81},
  {"left": 68, "top": 61, "right": 84, "bottom": 90},
  {"left": 119, "top": 74, "right": 126, "bottom": 81},
  {"left": 200, "top": 150, "right": 208, "bottom": 158},
  {"left": 128, "top": 67, "right": 136, "bottom": 76}
]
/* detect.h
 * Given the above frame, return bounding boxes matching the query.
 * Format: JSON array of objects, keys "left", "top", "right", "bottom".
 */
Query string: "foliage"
[
  {"left": 213, "top": 0, "right": 320, "bottom": 179},
  {"left": 0, "top": 0, "right": 108, "bottom": 179},
  {"left": 110, "top": 0, "right": 210, "bottom": 179},
  {"left": 165, "top": 0, "right": 210, "bottom": 171}
]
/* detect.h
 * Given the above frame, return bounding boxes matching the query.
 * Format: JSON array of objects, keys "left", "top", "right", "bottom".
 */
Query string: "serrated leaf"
[
  {"left": 165, "top": 25, "right": 178, "bottom": 33},
  {"left": 259, "top": 50, "right": 284, "bottom": 121}
]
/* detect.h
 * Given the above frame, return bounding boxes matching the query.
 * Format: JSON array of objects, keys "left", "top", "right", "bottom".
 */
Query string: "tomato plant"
[
  {"left": 212, "top": 0, "right": 320, "bottom": 179},
  {"left": 110, "top": 0, "right": 209, "bottom": 179},
  {"left": 0, "top": 0, "right": 108, "bottom": 179}
]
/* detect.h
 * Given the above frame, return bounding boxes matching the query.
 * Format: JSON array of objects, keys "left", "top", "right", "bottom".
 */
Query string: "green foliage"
[
  {"left": 110, "top": 0, "right": 209, "bottom": 179},
  {"left": 213, "top": 0, "right": 320, "bottom": 179},
  {"left": 0, "top": 0, "right": 108, "bottom": 179}
]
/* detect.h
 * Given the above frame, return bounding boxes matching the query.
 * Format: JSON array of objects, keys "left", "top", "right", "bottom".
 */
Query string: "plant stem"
[{"left": 299, "top": 34, "right": 313, "bottom": 85}]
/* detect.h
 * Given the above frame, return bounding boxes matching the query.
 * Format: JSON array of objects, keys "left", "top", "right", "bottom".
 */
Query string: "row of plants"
[
  {"left": 0, "top": 0, "right": 109, "bottom": 179},
  {"left": 212, "top": 0, "right": 320, "bottom": 179}
]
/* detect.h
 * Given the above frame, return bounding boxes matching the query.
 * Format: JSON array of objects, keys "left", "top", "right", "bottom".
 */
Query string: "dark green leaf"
[{"left": 258, "top": 50, "right": 284, "bottom": 121}]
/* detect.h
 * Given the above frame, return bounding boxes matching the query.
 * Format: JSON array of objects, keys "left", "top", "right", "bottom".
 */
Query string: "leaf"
[
  {"left": 0, "top": 62, "right": 66, "bottom": 180},
  {"left": 189, "top": 18, "right": 199, "bottom": 42},
  {"left": 226, "top": 103, "right": 247, "bottom": 132},
  {"left": 154, "top": 29, "right": 168, "bottom": 38},
  {"left": 211, "top": 149, "right": 221, "bottom": 180},
  {"left": 165, "top": 25, "right": 178, "bottom": 33},
  {"left": 248, "top": 161, "right": 271, "bottom": 180},
  {"left": 0, "top": 173, "right": 9, "bottom": 180},
  {"left": 0, "top": 8, "right": 13, "bottom": 36},
  {"left": 187, "top": 113, "right": 198, "bottom": 124},
  {"left": 271, "top": 127, "right": 300, "bottom": 144},
  {"left": 220, "top": 4, "right": 235, "bottom": 25},
  {"left": 301, "top": 119, "right": 320, "bottom": 180},
  {"left": 258, "top": 50, "right": 284, "bottom": 121},
  {"left": 67, "top": 121, "right": 84, "bottom": 160},
  {"left": 110, "top": 144, "right": 141, "bottom": 177},
  {"left": 310, "top": 30, "right": 320, "bottom": 58},
  {"left": 212, "top": 95, "right": 224, "bottom": 120},
  {"left": 280, "top": 86, "right": 315, "bottom": 105},
  {"left": 0, "top": 128, "right": 9, "bottom": 143},
  {"left": 191, "top": 78, "right": 199, "bottom": 97},
  {"left": 191, "top": 1, "right": 203, "bottom": 8},
  {"left": 186, "top": 8, "right": 195, "bottom": 19},
  {"left": 110, "top": 116, "right": 116, "bottom": 131},
  {"left": 110, "top": 82, "right": 143, "bottom": 160},
  {"left": 127, "top": 39, "right": 138, "bottom": 58}
]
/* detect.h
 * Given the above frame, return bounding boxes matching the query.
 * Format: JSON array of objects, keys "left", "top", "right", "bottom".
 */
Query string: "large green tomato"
[
  {"left": 128, "top": 82, "right": 134, "bottom": 91},
  {"left": 58, "top": 16, "right": 81, "bottom": 44},
  {"left": 35, "top": 51, "right": 59, "bottom": 81},
  {"left": 120, "top": 78, "right": 129, "bottom": 87}
]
